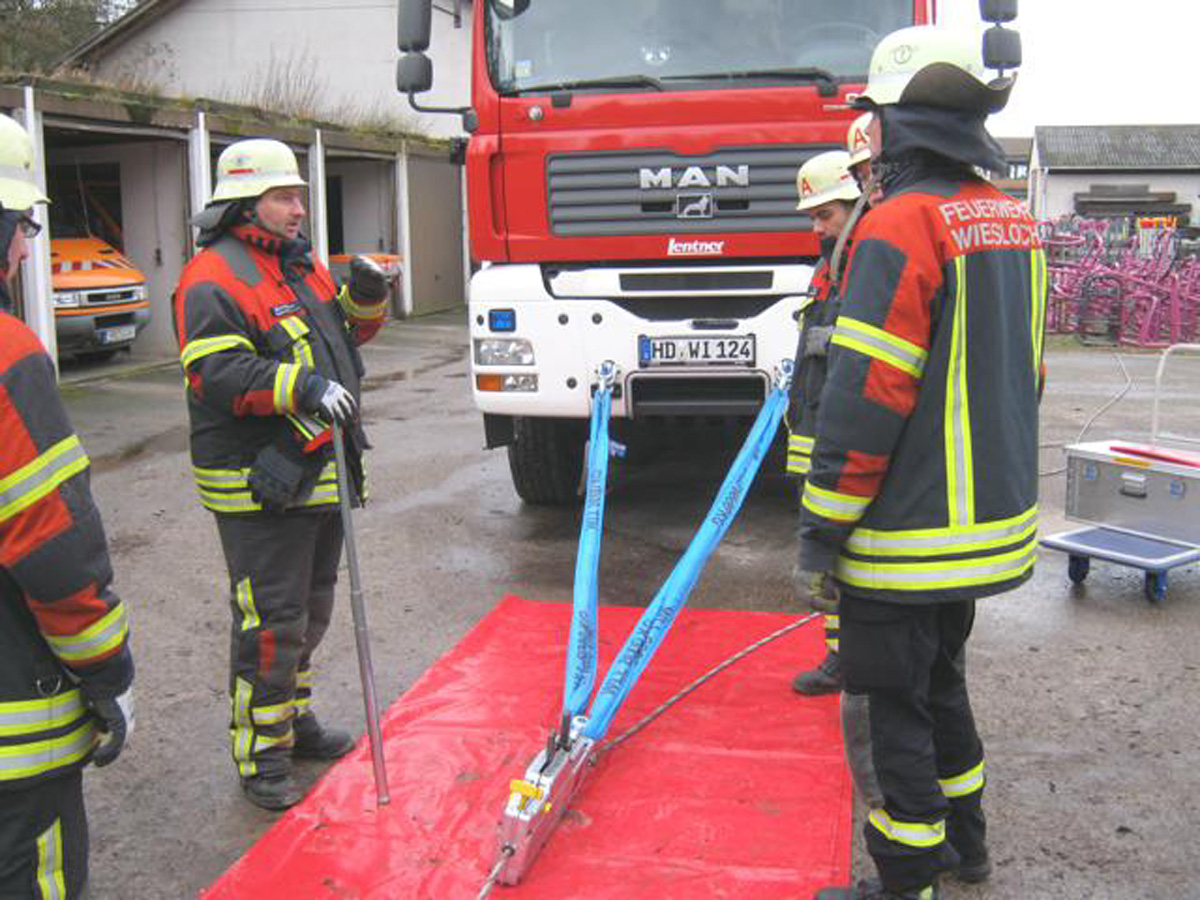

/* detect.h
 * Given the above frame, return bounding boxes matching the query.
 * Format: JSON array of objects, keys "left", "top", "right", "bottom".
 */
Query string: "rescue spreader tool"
[
  {"left": 332, "top": 418, "right": 390, "bottom": 806},
  {"left": 483, "top": 360, "right": 792, "bottom": 892}
]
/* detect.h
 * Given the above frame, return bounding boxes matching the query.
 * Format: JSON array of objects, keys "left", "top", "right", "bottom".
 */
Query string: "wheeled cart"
[{"left": 1040, "top": 344, "right": 1200, "bottom": 602}]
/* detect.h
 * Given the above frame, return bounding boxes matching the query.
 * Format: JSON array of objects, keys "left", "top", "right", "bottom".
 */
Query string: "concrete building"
[
  {"left": 3, "top": 77, "right": 464, "bottom": 366},
  {"left": 1029, "top": 124, "right": 1200, "bottom": 225},
  {"left": 59, "top": 0, "right": 472, "bottom": 140}
]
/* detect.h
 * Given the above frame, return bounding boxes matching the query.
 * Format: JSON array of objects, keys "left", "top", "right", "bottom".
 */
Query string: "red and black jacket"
[
  {"left": 173, "top": 224, "right": 386, "bottom": 514},
  {"left": 0, "top": 312, "right": 133, "bottom": 790},
  {"left": 798, "top": 174, "right": 1047, "bottom": 604}
]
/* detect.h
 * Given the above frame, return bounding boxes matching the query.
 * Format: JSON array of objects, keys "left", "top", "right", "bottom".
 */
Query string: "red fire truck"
[{"left": 398, "top": 0, "right": 937, "bottom": 504}]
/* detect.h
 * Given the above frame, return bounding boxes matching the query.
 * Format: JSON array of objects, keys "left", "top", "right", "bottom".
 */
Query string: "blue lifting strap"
[
  {"left": 580, "top": 377, "right": 790, "bottom": 742},
  {"left": 561, "top": 364, "right": 619, "bottom": 721}
]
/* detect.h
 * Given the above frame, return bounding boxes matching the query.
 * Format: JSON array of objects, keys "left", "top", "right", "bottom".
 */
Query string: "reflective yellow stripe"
[
  {"left": 287, "top": 413, "right": 324, "bottom": 442},
  {"left": 254, "top": 730, "right": 295, "bottom": 753},
  {"left": 846, "top": 507, "right": 1038, "bottom": 558},
  {"left": 945, "top": 257, "right": 974, "bottom": 527},
  {"left": 0, "top": 722, "right": 97, "bottom": 782},
  {"left": 831, "top": 316, "right": 927, "bottom": 378},
  {"left": 198, "top": 489, "right": 262, "bottom": 514},
  {"left": 193, "top": 465, "right": 251, "bottom": 488},
  {"left": 803, "top": 482, "right": 871, "bottom": 524},
  {"left": 868, "top": 808, "right": 945, "bottom": 848},
  {"left": 838, "top": 540, "right": 1036, "bottom": 592},
  {"left": 273, "top": 363, "right": 302, "bottom": 414},
  {"left": 337, "top": 284, "right": 387, "bottom": 320},
  {"left": 43, "top": 604, "right": 128, "bottom": 664},
  {"left": 278, "top": 316, "right": 310, "bottom": 340},
  {"left": 788, "top": 434, "right": 814, "bottom": 452},
  {"left": 235, "top": 577, "right": 260, "bottom": 632},
  {"left": 787, "top": 455, "right": 812, "bottom": 475},
  {"left": 0, "top": 690, "right": 88, "bottom": 739},
  {"left": 1031, "top": 248, "right": 1047, "bottom": 377},
  {"left": 0, "top": 436, "right": 89, "bottom": 525},
  {"left": 35, "top": 818, "right": 65, "bottom": 900},
  {"left": 940, "top": 759, "right": 986, "bottom": 798},
  {"left": 180, "top": 334, "right": 255, "bottom": 370},
  {"left": 252, "top": 700, "right": 294, "bottom": 727},
  {"left": 296, "top": 668, "right": 313, "bottom": 690},
  {"left": 231, "top": 677, "right": 256, "bottom": 777}
]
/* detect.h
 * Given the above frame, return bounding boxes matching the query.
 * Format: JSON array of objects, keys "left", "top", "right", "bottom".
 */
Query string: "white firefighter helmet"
[
  {"left": 846, "top": 112, "right": 873, "bottom": 166},
  {"left": 857, "top": 25, "right": 1013, "bottom": 113},
  {"left": 795, "top": 150, "right": 861, "bottom": 212},
  {"left": 0, "top": 114, "right": 49, "bottom": 211},
  {"left": 211, "top": 139, "right": 307, "bottom": 203}
]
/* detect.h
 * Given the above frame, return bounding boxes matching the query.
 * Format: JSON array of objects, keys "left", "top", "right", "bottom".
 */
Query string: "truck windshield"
[{"left": 486, "top": 0, "right": 913, "bottom": 95}]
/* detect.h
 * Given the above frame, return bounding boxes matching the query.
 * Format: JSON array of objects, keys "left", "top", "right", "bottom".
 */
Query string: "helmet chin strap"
[{"left": 829, "top": 171, "right": 878, "bottom": 290}]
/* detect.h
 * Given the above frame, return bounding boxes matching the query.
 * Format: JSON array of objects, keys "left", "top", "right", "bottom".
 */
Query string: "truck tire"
[{"left": 507, "top": 416, "right": 586, "bottom": 506}]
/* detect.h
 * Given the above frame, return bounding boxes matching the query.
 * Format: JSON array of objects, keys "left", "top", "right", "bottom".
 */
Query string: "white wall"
[
  {"left": 93, "top": 0, "right": 472, "bottom": 139},
  {"left": 1037, "top": 171, "right": 1200, "bottom": 222}
]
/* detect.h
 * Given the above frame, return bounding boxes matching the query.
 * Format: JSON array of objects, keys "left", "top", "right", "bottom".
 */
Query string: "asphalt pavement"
[{"left": 58, "top": 316, "right": 1200, "bottom": 899}]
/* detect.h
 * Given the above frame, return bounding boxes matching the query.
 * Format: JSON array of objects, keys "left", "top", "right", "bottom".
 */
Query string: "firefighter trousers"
[
  {"left": 0, "top": 771, "right": 88, "bottom": 899},
  {"left": 215, "top": 510, "right": 344, "bottom": 780},
  {"left": 838, "top": 592, "right": 987, "bottom": 892}
]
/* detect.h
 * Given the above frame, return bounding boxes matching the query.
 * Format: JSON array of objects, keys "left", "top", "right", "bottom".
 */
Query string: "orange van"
[{"left": 51, "top": 237, "right": 150, "bottom": 358}]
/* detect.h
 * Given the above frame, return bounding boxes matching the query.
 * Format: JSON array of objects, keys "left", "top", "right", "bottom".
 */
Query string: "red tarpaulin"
[{"left": 203, "top": 596, "right": 852, "bottom": 899}]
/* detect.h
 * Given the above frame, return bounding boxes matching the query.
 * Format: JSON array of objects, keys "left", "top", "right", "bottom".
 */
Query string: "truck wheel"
[{"left": 507, "top": 417, "right": 586, "bottom": 506}]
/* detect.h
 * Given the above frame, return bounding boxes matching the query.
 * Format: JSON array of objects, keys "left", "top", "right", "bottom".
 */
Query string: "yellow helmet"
[
  {"left": 212, "top": 138, "right": 307, "bottom": 203},
  {"left": 857, "top": 25, "right": 1013, "bottom": 113},
  {"left": 795, "top": 150, "right": 860, "bottom": 212},
  {"left": 846, "top": 113, "right": 873, "bottom": 166},
  {"left": 0, "top": 114, "right": 49, "bottom": 211}
]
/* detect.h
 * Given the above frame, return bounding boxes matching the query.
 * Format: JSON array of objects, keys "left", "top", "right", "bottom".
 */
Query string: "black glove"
[
  {"left": 88, "top": 687, "right": 135, "bottom": 767},
  {"left": 298, "top": 373, "right": 357, "bottom": 425},
  {"left": 348, "top": 255, "right": 388, "bottom": 305},
  {"left": 248, "top": 434, "right": 321, "bottom": 510}
]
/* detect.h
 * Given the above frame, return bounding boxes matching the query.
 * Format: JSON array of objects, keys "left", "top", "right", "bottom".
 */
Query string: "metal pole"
[{"left": 331, "top": 419, "right": 390, "bottom": 805}]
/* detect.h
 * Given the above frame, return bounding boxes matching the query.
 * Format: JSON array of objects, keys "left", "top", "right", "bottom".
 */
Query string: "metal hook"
[{"left": 775, "top": 357, "right": 794, "bottom": 392}]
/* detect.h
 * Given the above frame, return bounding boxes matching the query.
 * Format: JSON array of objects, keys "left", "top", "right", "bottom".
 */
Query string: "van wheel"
[{"left": 507, "top": 417, "right": 586, "bottom": 506}]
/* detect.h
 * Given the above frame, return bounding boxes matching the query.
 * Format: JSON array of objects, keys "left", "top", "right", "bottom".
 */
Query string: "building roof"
[{"left": 1035, "top": 125, "right": 1200, "bottom": 170}]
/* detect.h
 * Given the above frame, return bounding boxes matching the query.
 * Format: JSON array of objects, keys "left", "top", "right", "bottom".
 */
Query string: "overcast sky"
[{"left": 937, "top": 0, "right": 1200, "bottom": 137}]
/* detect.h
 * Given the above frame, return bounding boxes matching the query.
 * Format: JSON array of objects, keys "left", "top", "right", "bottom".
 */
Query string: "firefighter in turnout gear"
[
  {"left": 0, "top": 113, "right": 134, "bottom": 897},
  {"left": 173, "top": 138, "right": 389, "bottom": 811},
  {"left": 846, "top": 112, "right": 883, "bottom": 207},
  {"left": 798, "top": 26, "right": 1046, "bottom": 900},
  {"left": 786, "top": 150, "right": 860, "bottom": 697}
]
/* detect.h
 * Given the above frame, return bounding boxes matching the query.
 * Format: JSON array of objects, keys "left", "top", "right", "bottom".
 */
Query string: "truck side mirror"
[
  {"left": 983, "top": 26, "right": 1021, "bottom": 71},
  {"left": 396, "top": 53, "right": 434, "bottom": 94},
  {"left": 979, "top": 0, "right": 1017, "bottom": 22},
  {"left": 398, "top": 0, "right": 433, "bottom": 52},
  {"left": 490, "top": 0, "right": 530, "bottom": 21}
]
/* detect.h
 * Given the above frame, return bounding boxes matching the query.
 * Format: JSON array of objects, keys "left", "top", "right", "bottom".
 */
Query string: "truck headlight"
[
  {"left": 475, "top": 338, "right": 535, "bottom": 366},
  {"left": 54, "top": 291, "right": 83, "bottom": 308}
]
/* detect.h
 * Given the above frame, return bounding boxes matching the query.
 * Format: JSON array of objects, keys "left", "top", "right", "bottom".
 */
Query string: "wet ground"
[{"left": 59, "top": 319, "right": 1200, "bottom": 899}]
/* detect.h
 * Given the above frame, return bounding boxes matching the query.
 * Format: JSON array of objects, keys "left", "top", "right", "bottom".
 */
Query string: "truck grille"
[{"left": 546, "top": 145, "right": 835, "bottom": 237}]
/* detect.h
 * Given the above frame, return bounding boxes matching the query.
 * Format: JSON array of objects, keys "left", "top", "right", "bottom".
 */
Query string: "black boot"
[
  {"left": 793, "top": 650, "right": 842, "bottom": 695},
  {"left": 815, "top": 880, "right": 938, "bottom": 900},
  {"left": 241, "top": 772, "right": 305, "bottom": 811},
  {"left": 293, "top": 714, "right": 356, "bottom": 760}
]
